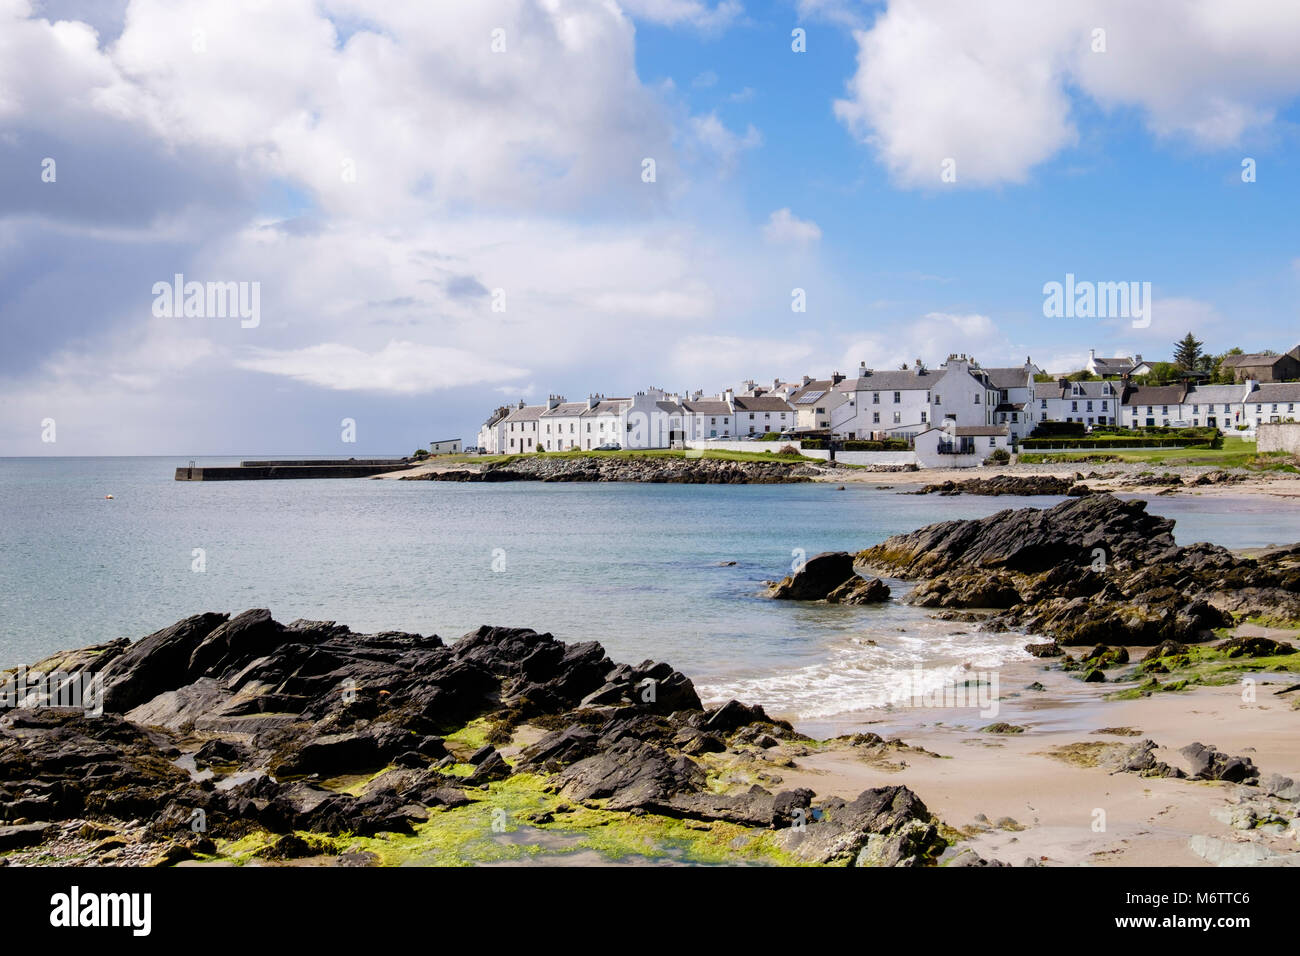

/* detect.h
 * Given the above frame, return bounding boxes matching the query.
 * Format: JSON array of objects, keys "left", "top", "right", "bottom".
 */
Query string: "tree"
[{"left": 1173, "top": 332, "right": 1203, "bottom": 372}]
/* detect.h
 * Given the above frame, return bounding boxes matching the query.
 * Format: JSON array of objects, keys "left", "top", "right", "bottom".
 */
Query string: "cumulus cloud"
[
  {"left": 835, "top": 0, "right": 1300, "bottom": 188},
  {"left": 762, "top": 208, "right": 821, "bottom": 245}
]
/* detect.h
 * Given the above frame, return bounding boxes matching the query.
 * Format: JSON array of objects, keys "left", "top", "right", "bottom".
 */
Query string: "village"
[{"left": 471, "top": 343, "right": 1300, "bottom": 470}]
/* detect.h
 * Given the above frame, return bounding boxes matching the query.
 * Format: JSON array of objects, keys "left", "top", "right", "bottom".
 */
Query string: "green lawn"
[
  {"left": 1019, "top": 436, "right": 1298, "bottom": 469},
  {"left": 460, "top": 447, "right": 818, "bottom": 466}
]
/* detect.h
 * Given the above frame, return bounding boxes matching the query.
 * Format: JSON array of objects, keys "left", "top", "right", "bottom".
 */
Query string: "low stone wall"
[
  {"left": 800, "top": 449, "right": 916, "bottom": 467},
  {"left": 681, "top": 439, "right": 797, "bottom": 453},
  {"left": 1258, "top": 422, "right": 1300, "bottom": 455}
]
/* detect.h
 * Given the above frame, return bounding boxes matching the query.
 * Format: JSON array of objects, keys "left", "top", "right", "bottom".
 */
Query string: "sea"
[{"left": 4, "top": 456, "right": 1299, "bottom": 724}]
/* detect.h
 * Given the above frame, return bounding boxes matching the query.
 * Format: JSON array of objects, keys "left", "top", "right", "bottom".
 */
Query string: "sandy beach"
[{"left": 746, "top": 639, "right": 1300, "bottom": 867}]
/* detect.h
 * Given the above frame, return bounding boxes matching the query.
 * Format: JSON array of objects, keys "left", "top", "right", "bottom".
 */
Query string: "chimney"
[
  {"left": 723, "top": 387, "right": 734, "bottom": 405},
  {"left": 801, "top": 375, "right": 811, "bottom": 386},
  {"left": 546, "top": 394, "right": 563, "bottom": 410},
  {"left": 1057, "top": 377, "right": 1069, "bottom": 390},
  {"left": 587, "top": 394, "right": 598, "bottom": 410},
  {"left": 831, "top": 371, "right": 844, "bottom": 385}
]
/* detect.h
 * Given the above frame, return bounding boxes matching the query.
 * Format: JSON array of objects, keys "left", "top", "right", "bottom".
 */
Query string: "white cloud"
[
  {"left": 618, "top": 0, "right": 741, "bottom": 31},
  {"left": 762, "top": 208, "right": 821, "bottom": 245},
  {"left": 688, "top": 112, "right": 762, "bottom": 174},
  {"left": 235, "top": 341, "right": 526, "bottom": 394},
  {"left": 835, "top": 0, "right": 1300, "bottom": 188},
  {"left": 671, "top": 334, "right": 816, "bottom": 386},
  {"left": 841, "top": 312, "right": 1015, "bottom": 371}
]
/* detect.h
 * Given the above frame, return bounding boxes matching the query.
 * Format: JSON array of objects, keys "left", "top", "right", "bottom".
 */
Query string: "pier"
[{"left": 174, "top": 458, "right": 416, "bottom": 481}]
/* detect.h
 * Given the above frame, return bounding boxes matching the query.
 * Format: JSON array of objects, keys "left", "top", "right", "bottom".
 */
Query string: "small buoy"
[{"left": 104, "top": 494, "right": 114, "bottom": 499}]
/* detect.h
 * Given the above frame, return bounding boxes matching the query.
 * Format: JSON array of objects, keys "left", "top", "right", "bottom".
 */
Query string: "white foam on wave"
[{"left": 697, "top": 623, "right": 1032, "bottom": 721}]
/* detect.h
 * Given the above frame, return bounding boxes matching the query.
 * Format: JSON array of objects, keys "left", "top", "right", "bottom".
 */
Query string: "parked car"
[{"left": 595, "top": 442, "right": 621, "bottom": 451}]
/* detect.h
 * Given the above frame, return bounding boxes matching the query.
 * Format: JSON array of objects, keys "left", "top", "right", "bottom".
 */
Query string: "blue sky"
[{"left": 2, "top": 0, "right": 1299, "bottom": 455}]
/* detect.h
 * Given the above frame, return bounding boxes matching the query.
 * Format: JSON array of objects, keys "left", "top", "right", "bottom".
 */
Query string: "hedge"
[
  {"left": 799, "top": 439, "right": 911, "bottom": 451},
  {"left": 1020, "top": 436, "right": 1203, "bottom": 449}
]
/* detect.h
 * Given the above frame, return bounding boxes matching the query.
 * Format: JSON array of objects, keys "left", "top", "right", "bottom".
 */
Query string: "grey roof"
[
  {"left": 540, "top": 402, "right": 591, "bottom": 418},
  {"left": 655, "top": 400, "right": 682, "bottom": 414},
  {"left": 1033, "top": 381, "right": 1120, "bottom": 400},
  {"left": 981, "top": 367, "right": 1034, "bottom": 390},
  {"left": 846, "top": 369, "right": 936, "bottom": 391},
  {"left": 1249, "top": 383, "right": 1300, "bottom": 403},
  {"left": 956, "top": 425, "right": 1008, "bottom": 437},
  {"left": 1185, "top": 385, "right": 1247, "bottom": 404},
  {"left": 734, "top": 395, "right": 795, "bottom": 412},
  {"left": 1091, "top": 356, "right": 1135, "bottom": 372},
  {"left": 504, "top": 404, "right": 545, "bottom": 422},
  {"left": 581, "top": 400, "right": 628, "bottom": 417},
  {"left": 1122, "top": 384, "right": 1188, "bottom": 407},
  {"left": 681, "top": 400, "right": 732, "bottom": 415},
  {"left": 1222, "top": 352, "right": 1285, "bottom": 368}
]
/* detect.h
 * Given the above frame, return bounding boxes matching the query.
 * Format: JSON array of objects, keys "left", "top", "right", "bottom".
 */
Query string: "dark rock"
[
  {"left": 1025, "top": 641, "right": 1062, "bottom": 658},
  {"left": 1214, "top": 636, "right": 1296, "bottom": 659},
  {"left": 1179, "top": 742, "right": 1259, "bottom": 783},
  {"left": 766, "top": 552, "right": 857, "bottom": 600},
  {"left": 0, "top": 822, "right": 53, "bottom": 850}
]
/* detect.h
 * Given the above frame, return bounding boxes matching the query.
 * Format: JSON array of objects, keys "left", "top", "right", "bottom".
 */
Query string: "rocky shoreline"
[
  {"left": 0, "top": 610, "right": 951, "bottom": 867},
  {"left": 400, "top": 455, "right": 820, "bottom": 484},
  {"left": 858, "top": 493, "right": 1300, "bottom": 649}
]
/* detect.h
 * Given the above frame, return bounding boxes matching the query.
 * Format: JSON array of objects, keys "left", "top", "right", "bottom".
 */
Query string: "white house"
[
  {"left": 680, "top": 395, "right": 736, "bottom": 440},
  {"left": 914, "top": 424, "right": 1010, "bottom": 469},
  {"left": 981, "top": 360, "right": 1041, "bottom": 442},
  {"left": 1244, "top": 382, "right": 1300, "bottom": 428},
  {"left": 1121, "top": 384, "right": 1190, "bottom": 428},
  {"left": 1084, "top": 350, "right": 1139, "bottom": 378},
  {"left": 1180, "top": 383, "right": 1251, "bottom": 431},
  {"left": 833, "top": 366, "right": 936, "bottom": 439},
  {"left": 476, "top": 406, "right": 511, "bottom": 454},
  {"left": 540, "top": 398, "right": 598, "bottom": 451},
  {"left": 624, "top": 388, "right": 685, "bottom": 449},
  {"left": 732, "top": 394, "right": 797, "bottom": 435},
  {"left": 579, "top": 396, "right": 629, "bottom": 450},
  {"left": 787, "top": 373, "right": 853, "bottom": 431},
  {"left": 1034, "top": 379, "right": 1122, "bottom": 428},
  {"left": 502, "top": 401, "right": 545, "bottom": 453},
  {"left": 428, "top": 439, "right": 462, "bottom": 455}
]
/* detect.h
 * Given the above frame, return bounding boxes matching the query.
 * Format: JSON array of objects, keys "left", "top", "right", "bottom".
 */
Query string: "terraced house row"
[{"left": 477, "top": 349, "right": 1300, "bottom": 454}]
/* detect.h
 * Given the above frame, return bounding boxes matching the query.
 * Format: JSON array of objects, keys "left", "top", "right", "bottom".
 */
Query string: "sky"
[{"left": 2, "top": 0, "right": 1299, "bottom": 456}]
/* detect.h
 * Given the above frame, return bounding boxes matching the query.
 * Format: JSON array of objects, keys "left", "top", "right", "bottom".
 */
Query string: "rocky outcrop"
[
  {"left": 911, "top": 475, "right": 1089, "bottom": 497},
  {"left": 857, "top": 494, "right": 1298, "bottom": 646},
  {"left": 405, "top": 455, "right": 817, "bottom": 484},
  {"left": 765, "top": 551, "right": 891, "bottom": 604},
  {"left": 0, "top": 611, "right": 941, "bottom": 867}
]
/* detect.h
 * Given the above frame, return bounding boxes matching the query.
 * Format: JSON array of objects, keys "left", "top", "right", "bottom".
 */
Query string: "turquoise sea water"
[{"left": 4, "top": 456, "right": 1299, "bottom": 721}]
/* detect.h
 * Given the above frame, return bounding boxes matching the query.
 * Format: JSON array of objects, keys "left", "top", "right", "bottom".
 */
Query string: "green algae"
[{"left": 208, "top": 772, "right": 807, "bottom": 867}]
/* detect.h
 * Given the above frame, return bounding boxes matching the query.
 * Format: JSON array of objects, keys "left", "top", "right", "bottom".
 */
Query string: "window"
[
  {"left": 920, "top": 412, "right": 928, "bottom": 423},
  {"left": 934, "top": 394, "right": 941, "bottom": 405},
  {"left": 1071, "top": 401, "right": 1078, "bottom": 412},
  {"left": 989, "top": 437, "right": 996, "bottom": 447},
  {"left": 893, "top": 391, "right": 901, "bottom": 403},
  {"left": 1086, "top": 401, "right": 1093, "bottom": 411},
  {"left": 586, "top": 423, "right": 591, "bottom": 432},
  {"left": 1101, "top": 401, "right": 1108, "bottom": 410},
  {"left": 974, "top": 394, "right": 980, "bottom": 404},
  {"left": 1040, "top": 399, "right": 1047, "bottom": 409},
  {"left": 872, "top": 393, "right": 880, "bottom": 404},
  {"left": 872, "top": 412, "right": 880, "bottom": 424},
  {"left": 569, "top": 423, "right": 574, "bottom": 433},
  {"left": 893, "top": 412, "right": 901, "bottom": 424}
]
